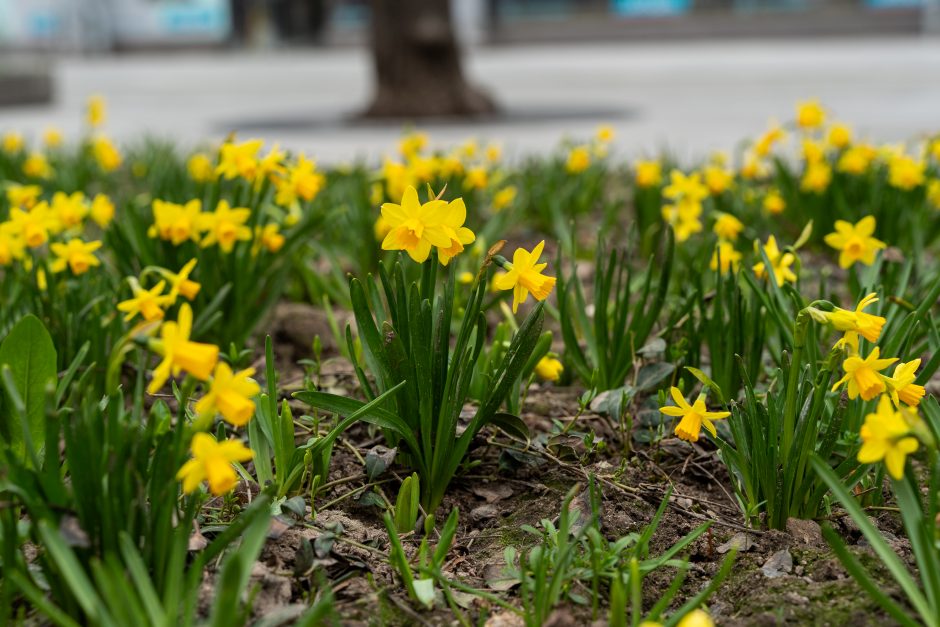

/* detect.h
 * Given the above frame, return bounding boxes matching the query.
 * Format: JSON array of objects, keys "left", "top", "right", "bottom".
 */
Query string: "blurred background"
[{"left": 1, "top": 0, "right": 939, "bottom": 162}]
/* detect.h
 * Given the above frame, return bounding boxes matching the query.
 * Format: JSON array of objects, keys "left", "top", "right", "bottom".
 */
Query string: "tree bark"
[{"left": 363, "top": 0, "right": 497, "bottom": 119}]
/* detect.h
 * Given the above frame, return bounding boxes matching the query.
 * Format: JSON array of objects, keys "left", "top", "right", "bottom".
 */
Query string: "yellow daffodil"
[
  {"left": 493, "top": 241, "right": 556, "bottom": 313},
  {"left": 399, "top": 131, "right": 428, "bottom": 158},
  {"left": 2, "top": 132, "right": 24, "bottom": 153},
  {"left": 832, "top": 347, "right": 897, "bottom": 401},
  {"left": 662, "top": 199, "right": 703, "bottom": 243},
  {"left": 763, "top": 189, "right": 785, "bottom": 215},
  {"left": 677, "top": 609, "right": 715, "bottom": 627},
  {"left": 796, "top": 99, "right": 825, "bottom": 129},
  {"left": 492, "top": 186, "right": 517, "bottom": 211},
  {"left": 435, "top": 198, "right": 476, "bottom": 267},
  {"left": 0, "top": 226, "right": 25, "bottom": 266},
  {"left": 823, "top": 216, "right": 885, "bottom": 269},
  {"left": 740, "top": 154, "right": 768, "bottom": 180},
  {"left": 837, "top": 144, "right": 876, "bottom": 175},
  {"left": 712, "top": 213, "right": 744, "bottom": 241},
  {"left": 50, "top": 238, "right": 102, "bottom": 275},
  {"left": 117, "top": 278, "right": 172, "bottom": 322},
  {"left": 380, "top": 186, "right": 453, "bottom": 263},
  {"left": 703, "top": 165, "right": 733, "bottom": 196},
  {"left": 754, "top": 123, "right": 785, "bottom": 157},
  {"left": 51, "top": 191, "right": 87, "bottom": 231},
  {"left": 195, "top": 363, "right": 260, "bottom": 427},
  {"left": 253, "top": 223, "right": 286, "bottom": 255},
  {"left": 464, "top": 166, "right": 488, "bottom": 190},
  {"left": 887, "top": 154, "right": 925, "bottom": 190},
  {"left": 596, "top": 125, "right": 615, "bottom": 143},
  {"left": 255, "top": 144, "right": 287, "bottom": 185},
  {"left": 216, "top": 139, "right": 263, "bottom": 180},
  {"left": 9, "top": 205, "right": 55, "bottom": 248},
  {"left": 458, "top": 271, "right": 474, "bottom": 285},
  {"left": 857, "top": 395, "right": 918, "bottom": 480},
  {"left": 187, "top": 153, "right": 215, "bottom": 183},
  {"left": 753, "top": 235, "right": 797, "bottom": 286},
  {"left": 535, "top": 356, "right": 564, "bottom": 382},
  {"left": 928, "top": 179, "right": 940, "bottom": 209},
  {"left": 566, "top": 146, "right": 591, "bottom": 174},
  {"left": 149, "top": 199, "right": 204, "bottom": 245},
  {"left": 710, "top": 241, "right": 742, "bottom": 274},
  {"left": 827, "top": 123, "right": 852, "bottom": 149},
  {"left": 635, "top": 160, "right": 662, "bottom": 188},
  {"left": 23, "top": 152, "right": 52, "bottom": 179},
  {"left": 6, "top": 184, "right": 42, "bottom": 210},
  {"left": 177, "top": 433, "right": 253, "bottom": 495},
  {"left": 887, "top": 360, "right": 925, "bottom": 407},
  {"left": 800, "top": 160, "right": 831, "bottom": 193},
  {"left": 659, "top": 387, "right": 730, "bottom": 443},
  {"left": 486, "top": 143, "right": 502, "bottom": 162},
  {"left": 199, "top": 200, "right": 252, "bottom": 253},
  {"left": 90, "top": 194, "right": 115, "bottom": 228},
  {"left": 814, "top": 293, "right": 885, "bottom": 343},
  {"left": 663, "top": 170, "right": 709, "bottom": 205},
  {"left": 147, "top": 303, "right": 219, "bottom": 393},
  {"left": 163, "top": 258, "right": 202, "bottom": 301},
  {"left": 275, "top": 154, "right": 325, "bottom": 206},
  {"left": 801, "top": 139, "right": 826, "bottom": 164},
  {"left": 86, "top": 95, "right": 106, "bottom": 128},
  {"left": 43, "top": 127, "right": 63, "bottom": 148},
  {"left": 91, "top": 136, "right": 122, "bottom": 172}
]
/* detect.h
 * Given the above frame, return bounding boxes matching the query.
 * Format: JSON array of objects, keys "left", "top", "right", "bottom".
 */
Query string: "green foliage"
[
  {"left": 557, "top": 231, "right": 673, "bottom": 392},
  {"left": 296, "top": 256, "right": 544, "bottom": 513}
]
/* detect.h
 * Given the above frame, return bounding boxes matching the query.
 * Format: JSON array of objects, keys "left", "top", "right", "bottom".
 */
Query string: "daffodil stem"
[{"left": 782, "top": 311, "right": 810, "bottom": 466}]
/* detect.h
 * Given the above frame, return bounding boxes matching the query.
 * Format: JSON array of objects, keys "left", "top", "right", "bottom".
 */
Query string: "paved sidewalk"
[{"left": 2, "top": 37, "right": 940, "bottom": 163}]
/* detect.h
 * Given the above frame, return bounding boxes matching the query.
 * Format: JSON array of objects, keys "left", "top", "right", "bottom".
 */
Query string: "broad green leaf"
[{"left": 0, "top": 315, "right": 57, "bottom": 464}]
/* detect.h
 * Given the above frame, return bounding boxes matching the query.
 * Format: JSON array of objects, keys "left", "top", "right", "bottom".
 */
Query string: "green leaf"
[
  {"left": 490, "top": 413, "right": 530, "bottom": 442},
  {"left": 0, "top": 315, "right": 57, "bottom": 465},
  {"left": 684, "top": 366, "right": 724, "bottom": 404},
  {"left": 412, "top": 578, "right": 436, "bottom": 609},
  {"left": 635, "top": 362, "right": 675, "bottom": 393}
]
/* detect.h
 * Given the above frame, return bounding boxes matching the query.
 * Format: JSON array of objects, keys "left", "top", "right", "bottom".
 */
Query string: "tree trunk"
[{"left": 363, "top": 0, "right": 497, "bottom": 119}]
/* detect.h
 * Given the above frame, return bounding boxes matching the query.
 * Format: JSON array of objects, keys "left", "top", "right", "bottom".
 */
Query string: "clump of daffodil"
[
  {"left": 826, "top": 123, "right": 853, "bottom": 149},
  {"left": 49, "top": 238, "right": 102, "bottom": 276},
  {"left": 753, "top": 235, "right": 798, "bottom": 287},
  {"left": 23, "top": 152, "right": 52, "bottom": 179},
  {"left": 805, "top": 292, "right": 885, "bottom": 343},
  {"left": 566, "top": 145, "right": 591, "bottom": 174},
  {"left": 823, "top": 216, "right": 885, "bottom": 269},
  {"left": 634, "top": 159, "right": 662, "bottom": 188},
  {"left": 8, "top": 204, "right": 57, "bottom": 248},
  {"left": 703, "top": 164, "right": 733, "bottom": 196},
  {"left": 51, "top": 191, "right": 88, "bottom": 230},
  {"left": 7, "top": 184, "right": 42, "bottom": 210},
  {"left": 832, "top": 346, "right": 896, "bottom": 401},
  {"left": 796, "top": 99, "right": 825, "bottom": 130},
  {"left": 149, "top": 199, "right": 204, "bottom": 246},
  {"left": 659, "top": 386, "right": 729, "bottom": 443},
  {"left": 857, "top": 395, "right": 919, "bottom": 480},
  {"left": 493, "top": 240, "right": 556, "bottom": 313},
  {"left": 147, "top": 303, "right": 220, "bottom": 394},
  {"left": 117, "top": 278, "right": 173, "bottom": 322},
  {"left": 710, "top": 241, "right": 742, "bottom": 274},
  {"left": 216, "top": 138, "right": 263, "bottom": 181},
  {"left": 177, "top": 433, "right": 253, "bottom": 496},
  {"left": 274, "top": 154, "right": 325, "bottom": 206},
  {"left": 800, "top": 160, "right": 832, "bottom": 193},
  {"left": 887, "top": 360, "right": 925, "bottom": 408},
  {"left": 887, "top": 153, "right": 925, "bottom": 190},
  {"left": 199, "top": 200, "right": 252, "bottom": 252},
  {"left": 535, "top": 356, "right": 564, "bottom": 382},
  {"left": 712, "top": 212, "right": 744, "bottom": 241},
  {"left": 195, "top": 363, "right": 260, "bottom": 427},
  {"left": 380, "top": 185, "right": 473, "bottom": 265}
]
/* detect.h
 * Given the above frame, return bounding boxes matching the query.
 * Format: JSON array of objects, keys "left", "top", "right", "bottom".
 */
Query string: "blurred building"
[{"left": 0, "top": 0, "right": 936, "bottom": 52}]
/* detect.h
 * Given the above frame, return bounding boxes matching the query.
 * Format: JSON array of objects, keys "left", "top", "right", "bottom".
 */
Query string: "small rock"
[
  {"left": 544, "top": 609, "right": 577, "bottom": 627},
  {"left": 786, "top": 518, "right": 824, "bottom": 547},
  {"left": 761, "top": 549, "right": 793, "bottom": 578},
  {"left": 471, "top": 483, "right": 514, "bottom": 503},
  {"left": 471, "top": 504, "right": 498, "bottom": 521},
  {"left": 717, "top": 532, "right": 755, "bottom": 554},
  {"left": 484, "top": 612, "right": 524, "bottom": 627},
  {"left": 783, "top": 591, "right": 809, "bottom": 606}
]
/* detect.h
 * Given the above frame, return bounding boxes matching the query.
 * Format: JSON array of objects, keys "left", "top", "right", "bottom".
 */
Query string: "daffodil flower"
[
  {"left": 887, "top": 359, "right": 925, "bottom": 407},
  {"left": 199, "top": 200, "right": 252, "bottom": 253},
  {"left": 380, "top": 186, "right": 452, "bottom": 263},
  {"left": 50, "top": 238, "right": 102, "bottom": 275},
  {"left": 832, "top": 347, "right": 897, "bottom": 401},
  {"left": 493, "top": 241, "right": 556, "bottom": 313},
  {"left": 815, "top": 293, "right": 886, "bottom": 343},
  {"left": 147, "top": 304, "right": 219, "bottom": 394},
  {"left": 534, "top": 356, "right": 564, "bottom": 382},
  {"left": 753, "top": 235, "right": 797, "bottom": 287},
  {"left": 857, "top": 395, "right": 919, "bottom": 480},
  {"left": 823, "top": 216, "right": 885, "bottom": 269},
  {"left": 659, "top": 386, "right": 730, "bottom": 443},
  {"left": 117, "top": 278, "right": 172, "bottom": 322},
  {"left": 176, "top": 433, "right": 253, "bottom": 495},
  {"left": 195, "top": 363, "right": 261, "bottom": 427}
]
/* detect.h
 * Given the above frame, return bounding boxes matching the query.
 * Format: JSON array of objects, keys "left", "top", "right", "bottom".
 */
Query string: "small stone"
[
  {"left": 761, "top": 549, "right": 793, "bottom": 578},
  {"left": 484, "top": 612, "right": 524, "bottom": 627},
  {"left": 471, "top": 504, "right": 498, "bottom": 521},
  {"left": 786, "top": 518, "right": 824, "bottom": 546},
  {"left": 783, "top": 591, "right": 809, "bottom": 606},
  {"left": 717, "top": 532, "right": 755, "bottom": 554}
]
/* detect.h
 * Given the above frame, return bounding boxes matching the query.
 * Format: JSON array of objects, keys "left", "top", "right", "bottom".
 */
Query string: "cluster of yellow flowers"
[
  {"left": 0, "top": 185, "right": 114, "bottom": 277},
  {"left": 148, "top": 198, "right": 282, "bottom": 255},
  {"left": 564, "top": 124, "right": 615, "bottom": 174},
  {"left": 809, "top": 294, "right": 927, "bottom": 479},
  {"left": 115, "top": 257, "right": 259, "bottom": 496}
]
